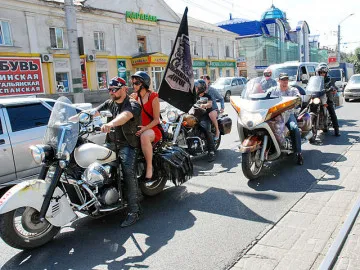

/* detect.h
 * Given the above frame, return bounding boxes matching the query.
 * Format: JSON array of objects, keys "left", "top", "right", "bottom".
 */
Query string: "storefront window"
[
  {"left": 211, "top": 69, "right": 216, "bottom": 81},
  {"left": 151, "top": 67, "right": 164, "bottom": 92},
  {"left": 56, "top": 72, "right": 69, "bottom": 92},
  {"left": 226, "top": 69, "right": 231, "bottom": 77},
  {"left": 97, "top": 71, "right": 108, "bottom": 90},
  {"left": 219, "top": 68, "right": 223, "bottom": 77},
  {"left": 193, "top": 69, "right": 199, "bottom": 79},
  {"left": 202, "top": 68, "right": 207, "bottom": 76}
]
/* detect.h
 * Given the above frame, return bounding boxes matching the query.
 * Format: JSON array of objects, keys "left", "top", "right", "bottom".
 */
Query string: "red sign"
[
  {"left": 80, "top": 58, "right": 88, "bottom": 89},
  {"left": 0, "top": 57, "right": 45, "bottom": 97},
  {"left": 328, "top": 57, "right": 337, "bottom": 63}
]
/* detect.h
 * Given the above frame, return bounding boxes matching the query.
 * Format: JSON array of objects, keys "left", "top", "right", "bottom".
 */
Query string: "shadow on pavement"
[
  {"left": 192, "top": 148, "right": 241, "bottom": 176},
  {"left": 247, "top": 149, "right": 345, "bottom": 193},
  {"left": 2, "top": 185, "right": 272, "bottom": 270}
]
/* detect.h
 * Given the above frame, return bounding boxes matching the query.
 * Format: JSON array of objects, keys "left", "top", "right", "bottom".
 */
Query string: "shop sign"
[
  {"left": 80, "top": 58, "right": 88, "bottom": 89},
  {"left": 117, "top": 60, "right": 127, "bottom": 81},
  {"left": 193, "top": 60, "right": 207, "bottom": 67},
  {"left": 131, "top": 56, "right": 149, "bottom": 66},
  {"left": 209, "top": 61, "right": 235, "bottom": 68},
  {"left": 255, "top": 65, "right": 268, "bottom": 70},
  {"left": 237, "top": 62, "right": 246, "bottom": 67},
  {"left": 151, "top": 56, "right": 168, "bottom": 65},
  {"left": 0, "top": 57, "right": 45, "bottom": 97},
  {"left": 126, "top": 11, "right": 157, "bottom": 26},
  {"left": 236, "top": 57, "right": 246, "bottom": 62}
]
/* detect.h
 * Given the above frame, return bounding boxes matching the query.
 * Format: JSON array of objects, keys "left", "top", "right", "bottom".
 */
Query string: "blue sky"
[{"left": 164, "top": 0, "right": 360, "bottom": 54}]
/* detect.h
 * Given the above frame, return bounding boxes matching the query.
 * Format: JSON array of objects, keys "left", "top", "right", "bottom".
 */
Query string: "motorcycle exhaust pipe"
[{"left": 260, "top": 135, "right": 268, "bottom": 162}]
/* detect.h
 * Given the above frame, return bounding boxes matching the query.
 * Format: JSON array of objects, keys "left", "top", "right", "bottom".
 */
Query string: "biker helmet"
[
  {"left": 109, "top": 77, "right": 126, "bottom": 87},
  {"left": 131, "top": 71, "right": 151, "bottom": 89},
  {"left": 263, "top": 68, "right": 272, "bottom": 77},
  {"left": 316, "top": 62, "right": 329, "bottom": 75},
  {"left": 194, "top": 79, "right": 207, "bottom": 95}
]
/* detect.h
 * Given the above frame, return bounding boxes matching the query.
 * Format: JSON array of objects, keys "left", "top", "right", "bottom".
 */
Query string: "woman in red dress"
[{"left": 131, "top": 71, "right": 162, "bottom": 182}]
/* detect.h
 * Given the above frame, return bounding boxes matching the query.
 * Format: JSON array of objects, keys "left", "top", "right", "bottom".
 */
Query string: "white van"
[{"left": 268, "top": 61, "right": 319, "bottom": 89}]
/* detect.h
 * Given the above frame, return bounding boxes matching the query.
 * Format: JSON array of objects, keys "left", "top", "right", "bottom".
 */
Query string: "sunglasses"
[
  {"left": 108, "top": 87, "right": 121, "bottom": 93},
  {"left": 132, "top": 81, "right": 141, "bottom": 86},
  {"left": 319, "top": 71, "right": 326, "bottom": 74}
]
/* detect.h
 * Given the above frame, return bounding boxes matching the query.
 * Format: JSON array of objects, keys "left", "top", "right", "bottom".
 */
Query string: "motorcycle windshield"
[
  {"left": 241, "top": 77, "right": 280, "bottom": 100},
  {"left": 305, "top": 76, "right": 325, "bottom": 95},
  {"left": 43, "top": 96, "right": 79, "bottom": 156}
]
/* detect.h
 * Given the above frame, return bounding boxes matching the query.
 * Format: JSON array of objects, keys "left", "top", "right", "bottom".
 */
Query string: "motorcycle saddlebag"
[
  {"left": 218, "top": 116, "right": 232, "bottom": 135},
  {"left": 154, "top": 146, "right": 193, "bottom": 186}
]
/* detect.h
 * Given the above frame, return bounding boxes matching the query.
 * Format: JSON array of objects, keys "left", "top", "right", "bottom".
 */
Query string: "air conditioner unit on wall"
[
  {"left": 41, "top": 54, "right": 53, "bottom": 63},
  {"left": 86, "top": 54, "right": 96, "bottom": 62}
]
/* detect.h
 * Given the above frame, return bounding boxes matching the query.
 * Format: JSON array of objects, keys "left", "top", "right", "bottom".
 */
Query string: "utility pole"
[
  {"left": 337, "top": 13, "right": 354, "bottom": 63},
  {"left": 64, "top": 0, "right": 84, "bottom": 103}
]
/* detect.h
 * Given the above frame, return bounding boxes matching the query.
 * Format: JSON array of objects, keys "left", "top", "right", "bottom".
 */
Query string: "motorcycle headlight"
[
  {"left": 313, "top": 98, "right": 321, "bottom": 105},
  {"left": 29, "top": 144, "right": 53, "bottom": 164},
  {"left": 82, "top": 162, "right": 109, "bottom": 187},
  {"left": 239, "top": 110, "right": 267, "bottom": 128},
  {"left": 167, "top": 110, "right": 179, "bottom": 122}
]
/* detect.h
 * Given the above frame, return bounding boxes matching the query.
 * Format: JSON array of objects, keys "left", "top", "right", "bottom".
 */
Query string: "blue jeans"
[
  {"left": 199, "top": 115, "right": 215, "bottom": 153},
  {"left": 118, "top": 146, "right": 139, "bottom": 213},
  {"left": 286, "top": 114, "right": 301, "bottom": 153}
]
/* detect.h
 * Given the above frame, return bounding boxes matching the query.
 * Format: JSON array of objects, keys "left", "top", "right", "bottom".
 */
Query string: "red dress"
[{"left": 138, "top": 92, "right": 162, "bottom": 143}]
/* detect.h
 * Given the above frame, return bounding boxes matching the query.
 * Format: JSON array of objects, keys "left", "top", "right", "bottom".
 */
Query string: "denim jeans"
[
  {"left": 118, "top": 145, "right": 139, "bottom": 213},
  {"left": 199, "top": 115, "right": 215, "bottom": 153},
  {"left": 286, "top": 113, "right": 301, "bottom": 153}
]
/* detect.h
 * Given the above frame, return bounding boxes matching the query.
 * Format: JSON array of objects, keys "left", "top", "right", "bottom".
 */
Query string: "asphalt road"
[{"left": 0, "top": 99, "right": 359, "bottom": 270}]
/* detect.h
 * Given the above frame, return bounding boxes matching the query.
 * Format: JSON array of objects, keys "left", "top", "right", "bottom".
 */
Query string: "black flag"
[{"left": 158, "top": 7, "right": 196, "bottom": 113}]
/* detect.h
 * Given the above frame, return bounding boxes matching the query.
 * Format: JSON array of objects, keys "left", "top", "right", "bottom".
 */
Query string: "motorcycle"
[
  {"left": 163, "top": 98, "right": 232, "bottom": 157},
  {"left": 230, "top": 77, "right": 313, "bottom": 180},
  {"left": 300, "top": 76, "right": 332, "bottom": 143},
  {"left": 0, "top": 96, "right": 193, "bottom": 249}
]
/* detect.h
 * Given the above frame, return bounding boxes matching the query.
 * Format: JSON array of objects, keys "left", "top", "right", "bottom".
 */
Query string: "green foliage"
[{"left": 344, "top": 47, "right": 360, "bottom": 73}]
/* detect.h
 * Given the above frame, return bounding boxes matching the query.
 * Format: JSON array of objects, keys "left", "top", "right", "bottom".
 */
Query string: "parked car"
[
  {"left": 211, "top": 76, "right": 247, "bottom": 102},
  {"left": 0, "top": 97, "right": 95, "bottom": 188},
  {"left": 344, "top": 74, "right": 360, "bottom": 102}
]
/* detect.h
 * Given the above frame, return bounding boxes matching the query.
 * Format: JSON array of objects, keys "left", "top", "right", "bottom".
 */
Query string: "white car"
[
  {"left": 344, "top": 74, "right": 360, "bottom": 102},
  {"left": 211, "top": 77, "right": 247, "bottom": 102}
]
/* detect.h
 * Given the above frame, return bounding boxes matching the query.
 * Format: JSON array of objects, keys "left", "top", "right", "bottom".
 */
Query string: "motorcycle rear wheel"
[
  {"left": 242, "top": 150, "right": 263, "bottom": 180},
  {"left": 137, "top": 162, "right": 167, "bottom": 197},
  {"left": 0, "top": 207, "right": 60, "bottom": 249}
]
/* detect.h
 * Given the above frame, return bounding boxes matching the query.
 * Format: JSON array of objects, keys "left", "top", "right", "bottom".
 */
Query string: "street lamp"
[{"left": 337, "top": 13, "right": 354, "bottom": 62}]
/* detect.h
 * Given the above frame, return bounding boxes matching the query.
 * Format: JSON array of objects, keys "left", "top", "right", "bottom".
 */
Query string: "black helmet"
[
  {"left": 131, "top": 71, "right": 151, "bottom": 88},
  {"left": 194, "top": 79, "right": 207, "bottom": 95},
  {"left": 316, "top": 62, "right": 329, "bottom": 75}
]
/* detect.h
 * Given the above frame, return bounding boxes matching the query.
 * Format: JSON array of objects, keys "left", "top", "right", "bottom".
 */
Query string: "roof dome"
[{"left": 261, "top": 4, "right": 286, "bottom": 20}]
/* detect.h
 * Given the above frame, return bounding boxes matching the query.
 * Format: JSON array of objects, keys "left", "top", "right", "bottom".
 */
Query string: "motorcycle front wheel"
[
  {"left": 242, "top": 150, "right": 263, "bottom": 180},
  {"left": 309, "top": 114, "right": 318, "bottom": 144},
  {"left": 0, "top": 207, "right": 60, "bottom": 249}
]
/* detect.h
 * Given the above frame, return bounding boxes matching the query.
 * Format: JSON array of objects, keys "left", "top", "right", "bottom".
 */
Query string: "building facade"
[
  {"left": 0, "top": 0, "right": 237, "bottom": 98},
  {"left": 217, "top": 5, "right": 328, "bottom": 78}
]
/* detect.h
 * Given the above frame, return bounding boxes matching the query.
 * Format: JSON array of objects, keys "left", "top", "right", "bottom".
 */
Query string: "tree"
[{"left": 344, "top": 47, "right": 360, "bottom": 73}]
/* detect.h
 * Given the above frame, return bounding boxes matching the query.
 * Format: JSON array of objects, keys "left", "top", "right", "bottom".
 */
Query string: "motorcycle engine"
[
  {"left": 82, "top": 162, "right": 112, "bottom": 187},
  {"left": 186, "top": 137, "right": 204, "bottom": 155},
  {"left": 99, "top": 187, "right": 119, "bottom": 205}
]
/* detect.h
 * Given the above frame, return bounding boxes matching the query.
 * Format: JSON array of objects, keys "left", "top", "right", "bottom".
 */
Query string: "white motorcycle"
[
  {"left": 230, "top": 77, "right": 313, "bottom": 180},
  {"left": 0, "top": 96, "right": 192, "bottom": 249}
]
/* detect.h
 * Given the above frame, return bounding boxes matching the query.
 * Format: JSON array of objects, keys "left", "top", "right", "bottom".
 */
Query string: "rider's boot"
[
  {"left": 208, "top": 151, "right": 216, "bottom": 162},
  {"left": 121, "top": 211, "right": 140, "bottom": 227},
  {"left": 334, "top": 127, "right": 341, "bottom": 137},
  {"left": 296, "top": 152, "right": 304, "bottom": 165}
]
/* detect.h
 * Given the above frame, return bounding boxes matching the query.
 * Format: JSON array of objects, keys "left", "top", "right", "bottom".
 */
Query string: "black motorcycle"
[
  {"left": 163, "top": 98, "right": 232, "bottom": 157},
  {"left": 0, "top": 96, "right": 193, "bottom": 249},
  {"left": 300, "top": 76, "right": 332, "bottom": 143}
]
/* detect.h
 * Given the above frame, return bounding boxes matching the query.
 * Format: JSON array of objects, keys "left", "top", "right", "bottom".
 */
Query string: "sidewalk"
[{"left": 231, "top": 142, "right": 360, "bottom": 270}]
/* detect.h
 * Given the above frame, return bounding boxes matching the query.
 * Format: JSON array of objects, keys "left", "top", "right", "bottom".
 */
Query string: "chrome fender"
[{"left": 0, "top": 179, "right": 77, "bottom": 227}]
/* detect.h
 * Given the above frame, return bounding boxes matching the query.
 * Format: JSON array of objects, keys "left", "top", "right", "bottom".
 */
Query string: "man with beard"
[{"left": 95, "top": 77, "right": 142, "bottom": 227}]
